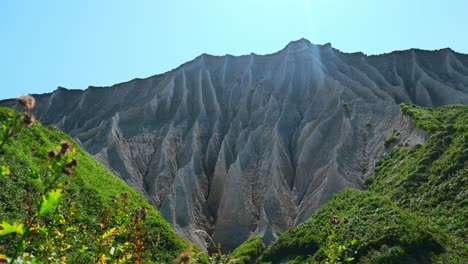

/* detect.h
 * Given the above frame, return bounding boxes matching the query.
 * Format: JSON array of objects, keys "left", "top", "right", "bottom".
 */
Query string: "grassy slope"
[
  {"left": 0, "top": 107, "right": 191, "bottom": 262},
  {"left": 254, "top": 104, "right": 467, "bottom": 263}
]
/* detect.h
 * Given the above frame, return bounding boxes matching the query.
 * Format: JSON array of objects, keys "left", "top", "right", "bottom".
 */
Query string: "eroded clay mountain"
[{"left": 3, "top": 39, "right": 468, "bottom": 250}]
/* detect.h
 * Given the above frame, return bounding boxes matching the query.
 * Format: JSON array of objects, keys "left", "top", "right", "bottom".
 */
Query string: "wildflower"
[
  {"left": 98, "top": 253, "right": 108, "bottom": 263},
  {"left": 60, "top": 141, "right": 72, "bottom": 155},
  {"left": 110, "top": 247, "right": 115, "bottom": 255},
  {"left": 22, "top": 112, "right": 36, "bottom": 127},
  {"left": 17, "top": 95, "right": 35, "bottom": 110},
  {"left": 48, "top": 150, "right": 58, "bottom": 158}
]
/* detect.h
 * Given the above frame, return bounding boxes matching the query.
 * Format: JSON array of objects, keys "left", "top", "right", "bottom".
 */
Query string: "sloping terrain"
[
  {"left": 257, "top": 104, "right": 467, "bottom": 263},
  {"left": 0, "top": 107, "right": 192, "bottom": 262},
  {"left": 2, "top": 39, "right": 468, "bottom": 249}
]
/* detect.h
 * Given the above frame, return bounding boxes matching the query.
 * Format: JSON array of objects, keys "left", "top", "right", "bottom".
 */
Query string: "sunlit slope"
[
  {"left": 257, "top": 104, "right": 467, "bottom": 263},
  {"left": 0, "top": 107, "right": 191, "bottom": 262}
]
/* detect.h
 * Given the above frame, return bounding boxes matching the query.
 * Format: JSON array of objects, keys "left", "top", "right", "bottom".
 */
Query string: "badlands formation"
[{"left": 3, "top": 39, "right": 468, "bottom": 250}]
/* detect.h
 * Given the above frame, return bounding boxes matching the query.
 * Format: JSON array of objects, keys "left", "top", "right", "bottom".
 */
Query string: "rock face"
[{"left": 3, "top": 39, "right": 468, "bottom": 250}]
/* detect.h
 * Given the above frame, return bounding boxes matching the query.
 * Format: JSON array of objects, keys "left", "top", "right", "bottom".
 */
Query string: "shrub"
[{"left": 384, "top": 136, "right": 398, "bottom": 148}]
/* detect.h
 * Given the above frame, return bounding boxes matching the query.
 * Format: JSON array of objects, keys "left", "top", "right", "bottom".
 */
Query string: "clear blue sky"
[{"left": 1, "top": 0, "right": 467, "bottom": 100}]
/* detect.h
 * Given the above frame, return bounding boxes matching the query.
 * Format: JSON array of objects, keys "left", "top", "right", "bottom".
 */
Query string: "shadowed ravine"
[{"left": 3, "top": 39, "right": 468, "bottom": 250}]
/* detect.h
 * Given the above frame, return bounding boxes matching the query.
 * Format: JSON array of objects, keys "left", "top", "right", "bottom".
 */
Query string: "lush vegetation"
[
  {"left": 0, "top": 106, "right": 196, "bottom": 263},
  {"left": 250, "top": 104, "right": 467, "bottom": 263}
]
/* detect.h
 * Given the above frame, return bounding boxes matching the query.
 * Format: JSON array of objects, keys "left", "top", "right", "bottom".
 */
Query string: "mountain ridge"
[{"left": 9, "top": 38, "right": 465, "bottom": 98}]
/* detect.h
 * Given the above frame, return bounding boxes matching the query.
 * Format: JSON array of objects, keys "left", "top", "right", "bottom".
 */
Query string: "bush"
[{"left": 384, "top": 136, "right": 398, "bottom": 148}]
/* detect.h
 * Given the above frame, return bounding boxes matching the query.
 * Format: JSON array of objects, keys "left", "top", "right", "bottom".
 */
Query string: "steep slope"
[
  {"left": 0, "top": 107, "right": 191, "bottom": 262},
  {"left": 258, "top": 104, "right": 467, "bottom": 263},
  {"left": 2, "top": 39, "right": 468, "bottom": 250}
]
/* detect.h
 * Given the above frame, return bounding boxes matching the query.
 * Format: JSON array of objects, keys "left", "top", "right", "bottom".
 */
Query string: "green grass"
[
  {"left": 0, "top": 107, "right": 192, "bottom": 262},
  {"left": 259, "top": 190, "right": 446, "bottom": 263},
  {"left": 254, "top": 104, "right": 467, "bottom": 263},
  {"left": 229, "top": 236, "right": 266, "bottom": 264}
]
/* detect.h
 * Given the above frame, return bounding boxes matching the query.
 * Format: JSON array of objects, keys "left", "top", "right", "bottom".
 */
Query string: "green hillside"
[
  {"left": 239, "top": 104, "right": 467, "bottom": 263},
  {"left": 0, "top": 107, "right": 196, "bottom": 263}
]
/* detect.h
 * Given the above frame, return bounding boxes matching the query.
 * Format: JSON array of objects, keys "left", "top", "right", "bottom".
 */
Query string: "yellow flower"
[
  {"left": 0, "top": 254, "right": 10, "bottom": 262},
  {"left": 98, "top": 253, "right": 109, "bottom": 263}
]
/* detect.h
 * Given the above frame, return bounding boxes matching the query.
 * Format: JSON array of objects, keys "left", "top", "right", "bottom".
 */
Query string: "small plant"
[
  {"left": 318, "top": 216, "right": 358, "bottom": 264},
  {"left": 196, "top": 230, "right": 231, "bottom": 264},
  {"left": 342, "top": 103, "right": 350, "bottom": 113},
  {"left": 384, "top": 136, "right": 398, "bottom": 148},
  {"left": 0, "top": 95, "right": 35, "bottom": 150}
]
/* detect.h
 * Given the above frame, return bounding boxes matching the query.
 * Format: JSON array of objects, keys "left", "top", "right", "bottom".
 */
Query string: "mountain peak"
[
  {"left": 286, "top": 38, "right": 317, "bottom": 48},
  {"left": 284, "top": 38, "right": 334, "bottom": 53},
  {"left": 290, "top": 37, "right": 312, "bottom": 45}
]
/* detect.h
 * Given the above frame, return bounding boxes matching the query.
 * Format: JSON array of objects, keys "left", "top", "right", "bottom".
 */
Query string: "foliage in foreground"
[
  {"left": 0, "top": 105, "right": 193, "bottom": 263},
  {"left": 252, "top": 104, "right": 467, "bottom": 263}
]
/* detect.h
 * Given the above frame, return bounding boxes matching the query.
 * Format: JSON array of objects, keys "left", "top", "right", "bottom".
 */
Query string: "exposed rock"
[{"left": 3, "top": 39, "right": 468, "bottom": 250}]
